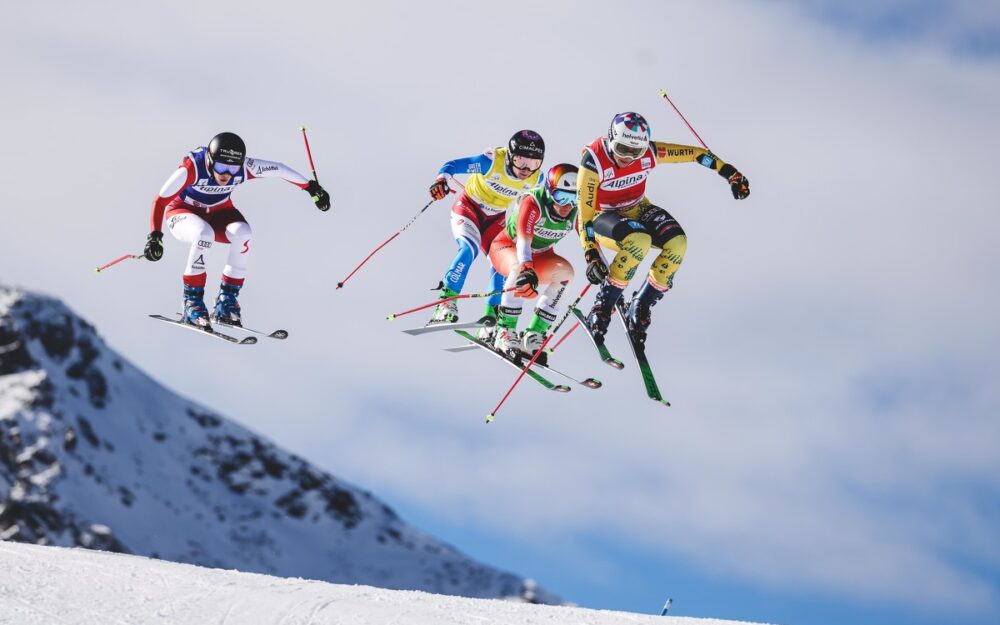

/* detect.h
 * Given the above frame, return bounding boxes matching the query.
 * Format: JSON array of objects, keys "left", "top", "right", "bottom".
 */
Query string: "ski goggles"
[
  {"left": 511, "top": 155, "right": 542, "bottom": 172},
  {"left": 212, "top": 161, "right": 241, "bottom": 175},
  {"left": 551, "top": 189, "right": 577, "bottom": 207},
  {"left": 610, "top": 141, "right": 647, "bottom": 160}
]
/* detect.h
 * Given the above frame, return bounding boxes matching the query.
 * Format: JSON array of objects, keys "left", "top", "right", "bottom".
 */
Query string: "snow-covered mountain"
[
  {"left": 0, "top": 541, "right": 770, "bottom": 625},
  {"left": 0, "top": 286, "right": 557, "bottom": 604}
]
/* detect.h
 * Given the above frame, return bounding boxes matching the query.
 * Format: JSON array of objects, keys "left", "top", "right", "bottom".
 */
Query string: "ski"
[
  {"left": 569, "top": 307, "right": 625, "bottom": 370},
  {"left": 149, "top": 315, "right": 257, "bottom": 345},
  {"left": 443, "top": 344, "right": 480, "bottom": 353},
  {"left": 613, "top": 299, "right": 670, "bottom": 406},
  {"left": 454, "top": 330, "right": 570, "bottom": 393},
  {"left": 446, "top": 340, "right": 601, "bottom": 389},
  {"left": 173, "top": 314, "right": 288, "bottom": 339},
  {"left": 402, "top": 320, "right": 484, "bottom": 336}
]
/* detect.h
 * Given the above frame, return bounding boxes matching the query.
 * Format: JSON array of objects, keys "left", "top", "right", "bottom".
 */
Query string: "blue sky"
[
  {"left": 782, "top": 0, "right": 1000, "bottom": 56},
  {"left": 1, "top": 2, "right": 998, "bottom": 625}
]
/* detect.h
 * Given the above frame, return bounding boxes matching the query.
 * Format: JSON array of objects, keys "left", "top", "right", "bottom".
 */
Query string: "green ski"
[
  {"left": 570, "top": 307, "right": 625, "bottom": 370},
  {"left": 613, "top": 299, "right": 670, "bottom": 406},
  {"left": 454, "top": 330, "right": 570, "bottom": 393}
]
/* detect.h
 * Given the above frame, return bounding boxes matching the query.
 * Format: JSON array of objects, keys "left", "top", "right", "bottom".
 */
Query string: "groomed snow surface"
[{"left": 0, "top": 542, "right": 772, "bottom": 625}]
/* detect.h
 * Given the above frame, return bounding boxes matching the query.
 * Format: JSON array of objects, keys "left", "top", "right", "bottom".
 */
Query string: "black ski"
[
  {"left": 613, "top": 299, "right": 670, "bottom": 406},
  {"left": 454, "top": 330, "right": 570, "bottom": 393},
  {"left": 149, "top": 315, "right": 257, "bottom": 345},
  {"left": 569, "top": 307, "right": 625, "bottom": 370}
]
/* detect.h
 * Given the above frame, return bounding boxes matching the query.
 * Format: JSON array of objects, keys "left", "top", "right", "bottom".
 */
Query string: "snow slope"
[
  {"left": 0, "top": 541, "right": 774, "bottom": 625},
  {"left": 0, "top": 286, "right": 554, "bottom": 603}
]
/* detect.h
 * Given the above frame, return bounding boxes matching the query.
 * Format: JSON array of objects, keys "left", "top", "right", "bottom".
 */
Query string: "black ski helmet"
[
  {"left": 507, "top": 130, "right": 545, "bottom": 161},
  {"left": 207, "top": 132, "right": 246, "bottom": 166}
]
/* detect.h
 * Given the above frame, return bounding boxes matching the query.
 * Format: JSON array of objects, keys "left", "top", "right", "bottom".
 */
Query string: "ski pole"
[
  {"left": 337, "top": 199, "right": 435, "bottom": 289},
  {"left": 300, "top": 125, "right": 319, "bottom": 182},
  {"left": 387, "top": 287, "right": 514, "bottom": 320},
  {"left": 95, "top": 253, "right": 144, "bottom": 274},
  {"left": 486, "top": 283, "right": 589, "bottom": 423},
  {"left": 336, "top": 175, "right": 467, "bottom": 289},
  {"left": 658, "top": 89, "right": 710, "bottom": 151},
  {"left": 546, "top": 322, "right": 579, "bottom": 354}
]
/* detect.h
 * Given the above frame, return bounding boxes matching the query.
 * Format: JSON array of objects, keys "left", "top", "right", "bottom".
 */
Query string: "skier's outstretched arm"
[
  {"left": 429, "top": 151, "right": 495, "bottom": 200},
  {"left": 652, "top": 142, "right": 750, "bottom": 200},
  {"left": 245, "top": 157, "right": 330, "bottom": 210}
]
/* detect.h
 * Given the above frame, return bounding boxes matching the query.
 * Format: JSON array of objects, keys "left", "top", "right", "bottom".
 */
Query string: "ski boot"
[
  {"left": 211, "top": 282, "right": 243, "bottom": 327},
  {"left": 182, "top": 285, "right": 212, "bottom": 329},
  {"left": 428, "top": 284, "right": 459, "bottom": 325},
  {"left": 585, "top": 280, "right": 624, "bottom": 342},
  {"left": 625, "top": 281, "right": 666, "bottom": 347},
  {"left": 520, "top": 330, "right": 547, "bottom": 366},
  {"left": 520, "top": 312, "right": 551, "bottom": 365},
  {"left": 493, "top": 326, "right": 523, "bottom": 361},
  {"left": 476, "top": 304, "right": 498, "bottom": 342}
]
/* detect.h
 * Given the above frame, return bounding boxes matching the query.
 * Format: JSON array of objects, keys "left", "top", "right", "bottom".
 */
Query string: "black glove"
[
  {"left": 584, "top": 248, "right": 608, "bottom": 285},
  {"left": 306, "top": 179, "right": 331, "bottom": 211},
  {"left": 719, "top": 163, "right": 750, "bottom": 200},
  {"left": 514, "top": 262, "right": 539, "bottom": 298},
  {"left": 429, "top": 178, "right": 451, "bottom": 201},
  {"left": 144, "top": 230, "right": 164, "bottom": 262}
]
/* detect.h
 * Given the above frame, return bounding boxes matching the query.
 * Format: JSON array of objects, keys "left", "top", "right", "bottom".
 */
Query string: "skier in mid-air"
[
  {"left": 143, "top": 132, "right": 330, "bottom": 329},
  {"left": 577, "top": 112, "right": 750, "bottom": 344},
  {"left": 426, "top": 130, "right": 545, "bottom": 334},
  {"left": 487, "top": 163, "right": 579, "bottom": 361}
]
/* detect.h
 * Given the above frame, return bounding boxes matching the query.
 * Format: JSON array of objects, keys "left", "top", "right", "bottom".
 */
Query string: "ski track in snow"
[{"left": 0, "top": 542, "right": 775, "bottom": 625}]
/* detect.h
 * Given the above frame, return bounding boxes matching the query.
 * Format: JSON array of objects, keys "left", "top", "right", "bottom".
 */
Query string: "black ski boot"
[
  {"left": 625, "top": 281, "right": 666, "bottom": 346},
  {"left": 585, "top": 281, "right": 624, "bottom": 342}
]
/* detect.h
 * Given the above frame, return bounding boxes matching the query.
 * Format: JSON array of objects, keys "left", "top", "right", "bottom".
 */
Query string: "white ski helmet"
[{"left": 607, "top": 112, "right": 650, "bottom": 160}]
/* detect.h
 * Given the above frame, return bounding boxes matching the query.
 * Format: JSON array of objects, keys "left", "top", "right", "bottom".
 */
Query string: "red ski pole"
[
  {"left": 95, "top": 253, "right": 144, "bottom": 274},
  {"left": 546, "top": 322, "right": 580, "bottom": 354},
  {"left": 658, "top": 89, "right": 711, "bottom": 151},
  {"left": 300, "top": 125, "right": 319, "bottom": 182},
  {"left": 338, "top": 199, "right": 434, "bottom": 289},
  {"left": 387, "top": 287, "right": 514, "bottom": 320},
  {"left": 486, "top": 283, "right": 590, "bottom": 423},
  {"left": 336, "top": 176, "right": 465, "bottom": 290}
]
